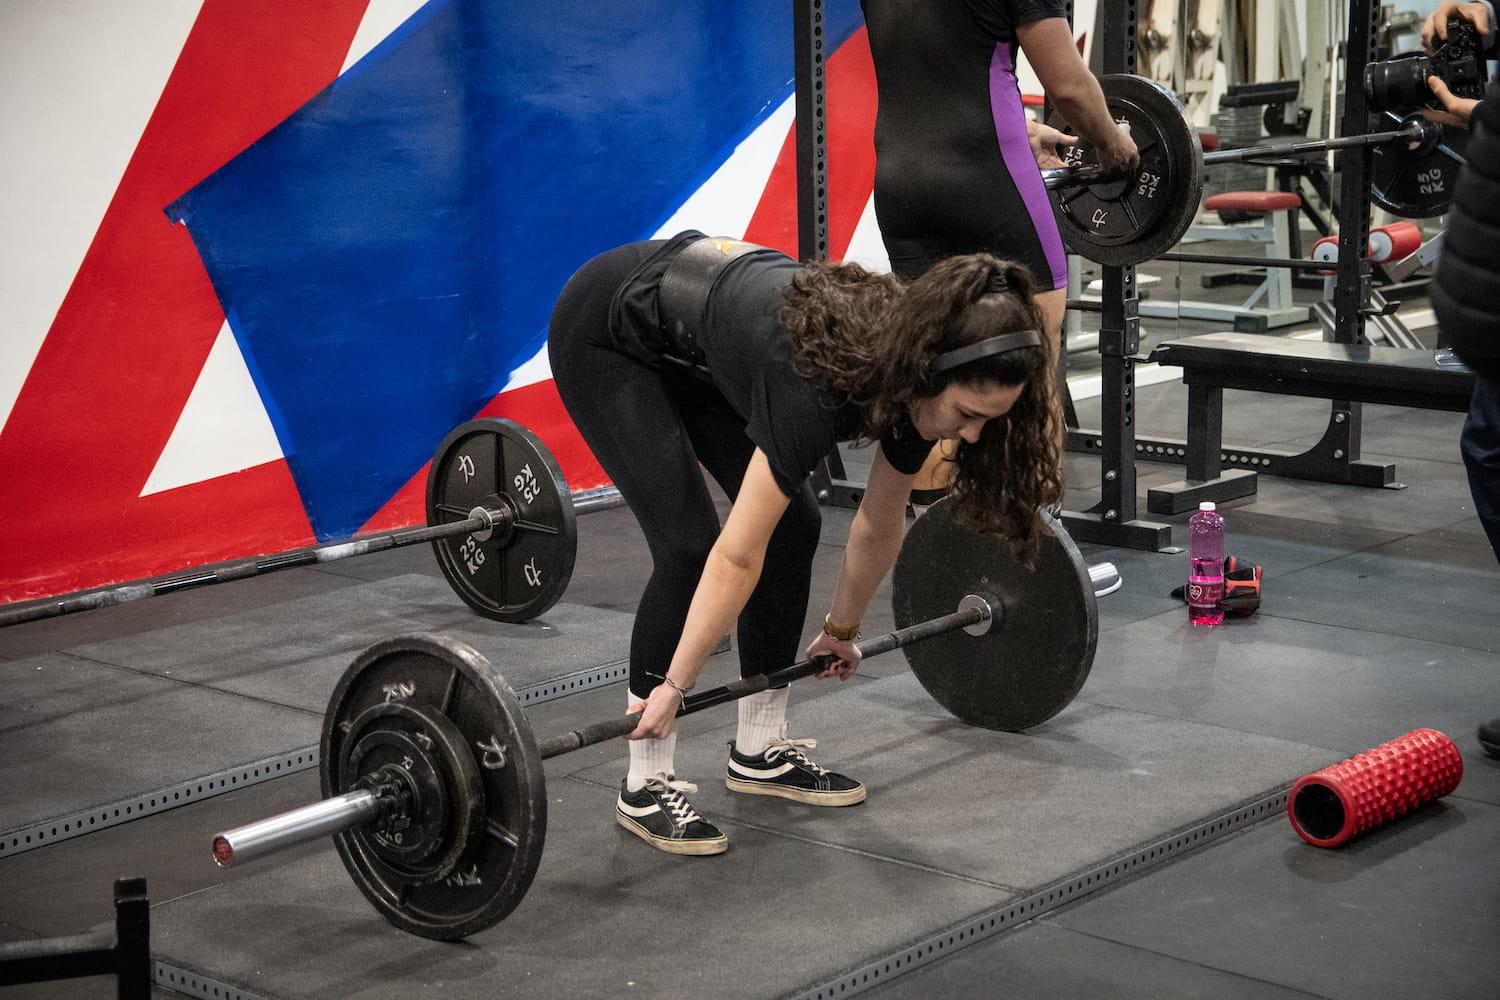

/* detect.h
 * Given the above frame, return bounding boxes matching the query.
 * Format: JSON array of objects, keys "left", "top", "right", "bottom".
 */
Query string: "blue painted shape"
[{"left": 170, "top": 0, "right": 864, "bottom": 538}]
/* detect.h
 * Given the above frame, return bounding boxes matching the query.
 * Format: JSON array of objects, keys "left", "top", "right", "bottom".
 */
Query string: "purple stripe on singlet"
[{"left": 989, "top": 42, "right": 1068, "bottom": 289}]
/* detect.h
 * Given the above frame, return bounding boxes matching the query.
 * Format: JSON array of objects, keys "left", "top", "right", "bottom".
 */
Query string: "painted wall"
[{"left": 0, "top": 0, "right": 1082, "bottom": 605}]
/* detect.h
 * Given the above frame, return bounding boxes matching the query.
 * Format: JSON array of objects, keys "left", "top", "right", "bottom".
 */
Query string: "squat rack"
[{"left": 793, "top": 0, "right": 1391, "bottom": 550}]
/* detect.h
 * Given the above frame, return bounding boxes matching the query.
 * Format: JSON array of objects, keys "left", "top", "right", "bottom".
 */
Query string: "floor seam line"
[
  {"left": 1042, "top": 924, "right": 1339, "bottom": 1000},
  {"left": 61, "top": 651, "right": 324, "bottom": 719}
]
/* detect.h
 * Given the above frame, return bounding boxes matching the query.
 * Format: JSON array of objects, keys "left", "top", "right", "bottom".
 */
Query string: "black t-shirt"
[{"left": 609, "top": 233, "right": 935, "bottom": 496}]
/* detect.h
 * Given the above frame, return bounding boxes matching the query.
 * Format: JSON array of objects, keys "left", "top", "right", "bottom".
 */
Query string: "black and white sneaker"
[
  {"left": 726, "top": 736, "right": 866, "bottom": 806},
  {"left": 615, "top": 774, "right": 728, "bottom": 855}
]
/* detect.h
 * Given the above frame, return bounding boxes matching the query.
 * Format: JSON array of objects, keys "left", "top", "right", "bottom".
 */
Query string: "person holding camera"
[
  {"left": 1425, "top": 2, "right": 1500, "bottom": 758},
  {"left": 1421, "top": 1, "right": 1495, "bottom": 125}
]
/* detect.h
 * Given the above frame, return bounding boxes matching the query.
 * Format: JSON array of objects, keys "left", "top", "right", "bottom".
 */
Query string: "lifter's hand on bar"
[
  {"left": 1094, "top": 119, "right": 1140, "bottom": 176},
  {"left": 627, "top": 682, "right": 684, "bottom": 741},
  {"left": 807, "top": 631, "right": 862, "bottom": 681}
]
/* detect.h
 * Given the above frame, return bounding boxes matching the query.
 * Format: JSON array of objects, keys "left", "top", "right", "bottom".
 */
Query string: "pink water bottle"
[{"left": 1188, "top": 501, "right": 1225, "bottom": 625}]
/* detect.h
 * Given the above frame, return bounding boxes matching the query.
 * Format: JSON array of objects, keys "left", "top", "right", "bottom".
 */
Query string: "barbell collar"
[
  {"left": 212, "top": 789, "right": 387, "bottom": 868},
  {"left": 1042, "top": 163, "right": 1128, "bottom": 190}
]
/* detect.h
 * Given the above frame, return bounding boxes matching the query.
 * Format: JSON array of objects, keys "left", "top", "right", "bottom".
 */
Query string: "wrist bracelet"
[
  {"left": 648, "top": 672, "right": 691, "bottom": 710},
  {"left": 822, "top": 613, "right": 860, "bottom": 642}
]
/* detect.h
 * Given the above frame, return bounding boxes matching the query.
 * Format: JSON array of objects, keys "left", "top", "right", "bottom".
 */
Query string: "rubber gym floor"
[{"left": 3, "top": 262, "right": 1497, "bottom": 999}]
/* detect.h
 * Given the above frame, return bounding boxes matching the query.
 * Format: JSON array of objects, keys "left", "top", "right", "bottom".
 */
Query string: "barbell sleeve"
[
  {"left": 1089, "top": 561, "right": 1122, "bottom": 597},
  {"left": 212, "top": 789, "right": 386, "bottom": 868}
]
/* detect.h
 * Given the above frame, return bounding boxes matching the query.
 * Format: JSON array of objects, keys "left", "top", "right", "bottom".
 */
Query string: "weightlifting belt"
[{"left": 656, "top": 236, "right": 775, "bottom": 374}]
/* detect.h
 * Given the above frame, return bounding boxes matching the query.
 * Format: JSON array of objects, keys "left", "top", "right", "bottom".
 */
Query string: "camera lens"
[{"left": 1366, "top": 53, "right": 1434, "bottom": 113}]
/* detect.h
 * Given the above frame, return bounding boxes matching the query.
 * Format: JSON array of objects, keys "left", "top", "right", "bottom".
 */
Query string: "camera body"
[{"left": 1366, "top": 15, "right": 1489, "bottom": 113}]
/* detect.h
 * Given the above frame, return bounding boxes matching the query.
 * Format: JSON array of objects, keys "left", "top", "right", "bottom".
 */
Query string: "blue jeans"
[{"left": 1462, "top": 375, "right": 1500, "bottom": 563}]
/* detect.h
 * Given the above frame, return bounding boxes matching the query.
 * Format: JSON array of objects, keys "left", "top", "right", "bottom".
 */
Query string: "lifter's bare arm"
[
  {"left": 807, "top": 447, "right": 920, "bottom": 679},
  {"left": 1018, "top": 18, "right": 1139, "bottom": 174},
  {"left": 628, "top": 449, "right": 789, "bottom": 741}
]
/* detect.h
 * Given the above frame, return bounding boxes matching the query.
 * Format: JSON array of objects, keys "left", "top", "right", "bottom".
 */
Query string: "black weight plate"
[
  {"left": 323, "top": 634, "right": 547, "bottom": 940},
  {"left": 891, "top": 503, "right": 1097, "bottom": 732},
  {"left": 1047, "top": 74, "right": 1204, "bottom": 266},
  {"left": 427, "top": 418, "right": 577, "bottom": 622},
  {"left": 1368, "top": 112, "right": 1468, "bottom": 218}
]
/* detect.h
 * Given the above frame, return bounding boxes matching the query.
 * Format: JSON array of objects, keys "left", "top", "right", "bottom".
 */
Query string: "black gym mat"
[
  {"left": 1046, "top": 794, "right": 1500, "bottom": 1000},
  {"left": 0, "top": 653, "right": 316, "bottom": 833},
  {"left": 1234, "top": 451, "right": 1481, "bottom": 536},
  {"left": 1268, "top": 522, "right": 1500, "bottom": 653},
  {"left": 142, "top": 670, "right": 1335, "bottom": 999},
  {"left": 66, "top": 579, "right": 638, "bottom": 714},
  {"left": 1077, "top": 608, "right": 1500, "bottom": 807},
  {"left": 865, "top": 919, "right": 1319, "bottom": 999},
  {"left": 2, "top": 586, "right": 640, "bottom": 852}
]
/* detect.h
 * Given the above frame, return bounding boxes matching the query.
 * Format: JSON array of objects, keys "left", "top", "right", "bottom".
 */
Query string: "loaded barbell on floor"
[
  {"left": 209, "top": 501, "right": 1122, "bottom": 940},
  {"left": 0, "top": 418, "right": 592, "bottom": 628},
  {"left": 1039, "top": 74, "right": 1464, "bottom": 267}
]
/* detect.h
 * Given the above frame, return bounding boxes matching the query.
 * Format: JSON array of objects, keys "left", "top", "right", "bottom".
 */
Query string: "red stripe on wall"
[
  {"left": 0, "top": 1, "right": 370, "bottom": 603},
  {"left": 743, "top": 26, "right": 878, "bottom": 260}
]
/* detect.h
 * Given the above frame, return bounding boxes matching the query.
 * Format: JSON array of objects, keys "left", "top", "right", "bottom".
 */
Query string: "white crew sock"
[
  {"left": 625, "top": 689, "right": 677, "bottom": 792},
  {"left": 735, "top": 686, "right": 790, "bottom": 757}
]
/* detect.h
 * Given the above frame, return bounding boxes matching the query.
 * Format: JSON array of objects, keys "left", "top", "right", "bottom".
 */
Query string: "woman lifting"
[{"left": 547, "top": 230, "right": 1063, "bottom": 854}]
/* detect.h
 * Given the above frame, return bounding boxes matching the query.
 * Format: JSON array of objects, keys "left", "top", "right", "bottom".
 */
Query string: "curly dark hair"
[{"left": 780, "top": 254, "right": 1063, "bottom": 561}]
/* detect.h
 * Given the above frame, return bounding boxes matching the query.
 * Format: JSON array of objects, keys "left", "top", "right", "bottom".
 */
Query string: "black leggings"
[{"left": 547, "top": 243, "right": 823, "bottom": 696}]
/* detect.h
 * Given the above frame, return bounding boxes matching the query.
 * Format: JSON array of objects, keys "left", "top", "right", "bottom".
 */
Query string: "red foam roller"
[{"left": 1288, "top": 728, "right": 1463, "bottom": 848}]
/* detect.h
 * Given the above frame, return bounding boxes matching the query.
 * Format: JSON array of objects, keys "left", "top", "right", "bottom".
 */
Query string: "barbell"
[
  {"left": 0, "top": 418, "right": 589, "bottom": 629},
  {"left": 209, "top": 500, "right": 1122, "bottom": 940},
  {"left": 1040, "top": 74, "right": 1466, "bottom": 267}
]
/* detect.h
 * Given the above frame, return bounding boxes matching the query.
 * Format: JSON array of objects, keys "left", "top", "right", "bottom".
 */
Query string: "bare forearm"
[
  {"left": 665, "top": 547, "right": 763, "bottom": 690},
  {"left": 827, "top": 513, "right": 906, "bottom": 630},
  {"left": 1049, "top": 75, "right": 1120, "bottom": 149}
]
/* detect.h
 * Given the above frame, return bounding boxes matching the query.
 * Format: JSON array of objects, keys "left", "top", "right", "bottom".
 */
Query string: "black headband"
[
  {"left": 927, "top": 269, "right": 1040, "bottom": 373},
  {"left": 930, "top": 329, "right": 1043, "bottom": 373}
]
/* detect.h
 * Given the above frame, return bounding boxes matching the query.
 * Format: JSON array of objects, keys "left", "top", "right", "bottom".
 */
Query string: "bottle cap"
[{"left": 1199, "top": 502, "right": 1217, "bottom": 511}]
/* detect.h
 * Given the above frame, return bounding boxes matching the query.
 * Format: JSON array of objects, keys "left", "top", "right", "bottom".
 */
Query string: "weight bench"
[{"left": 1143, "top": 333, "right": 1475, "bottom": 514}]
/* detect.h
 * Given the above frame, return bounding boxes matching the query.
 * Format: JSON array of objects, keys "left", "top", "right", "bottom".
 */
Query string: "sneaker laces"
[
  {"left": 763, "top": 736, "right": 829, "bottom": 776},
  {"left": 643, "top": 774, "right": 705, "bottom": 827}
]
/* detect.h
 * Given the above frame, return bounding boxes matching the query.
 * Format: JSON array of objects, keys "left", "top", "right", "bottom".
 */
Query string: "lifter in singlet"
[{"left": 860, "top": 1, "right": 1138, "bottom": 493}]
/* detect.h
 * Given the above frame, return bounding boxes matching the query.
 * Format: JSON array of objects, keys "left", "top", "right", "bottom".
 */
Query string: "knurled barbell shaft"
[
  {"left": 0, "top": 487, "right": 621, "bottom": 630},
  {"left": 536, "top": 594, "right": 999, "bottom": 760},
  {"left": 1042, "top": 122, "right": 1424, "bottom": 191},
  {"left": 1200, "top": 123, "right": 1423, "bottom": 166}
]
